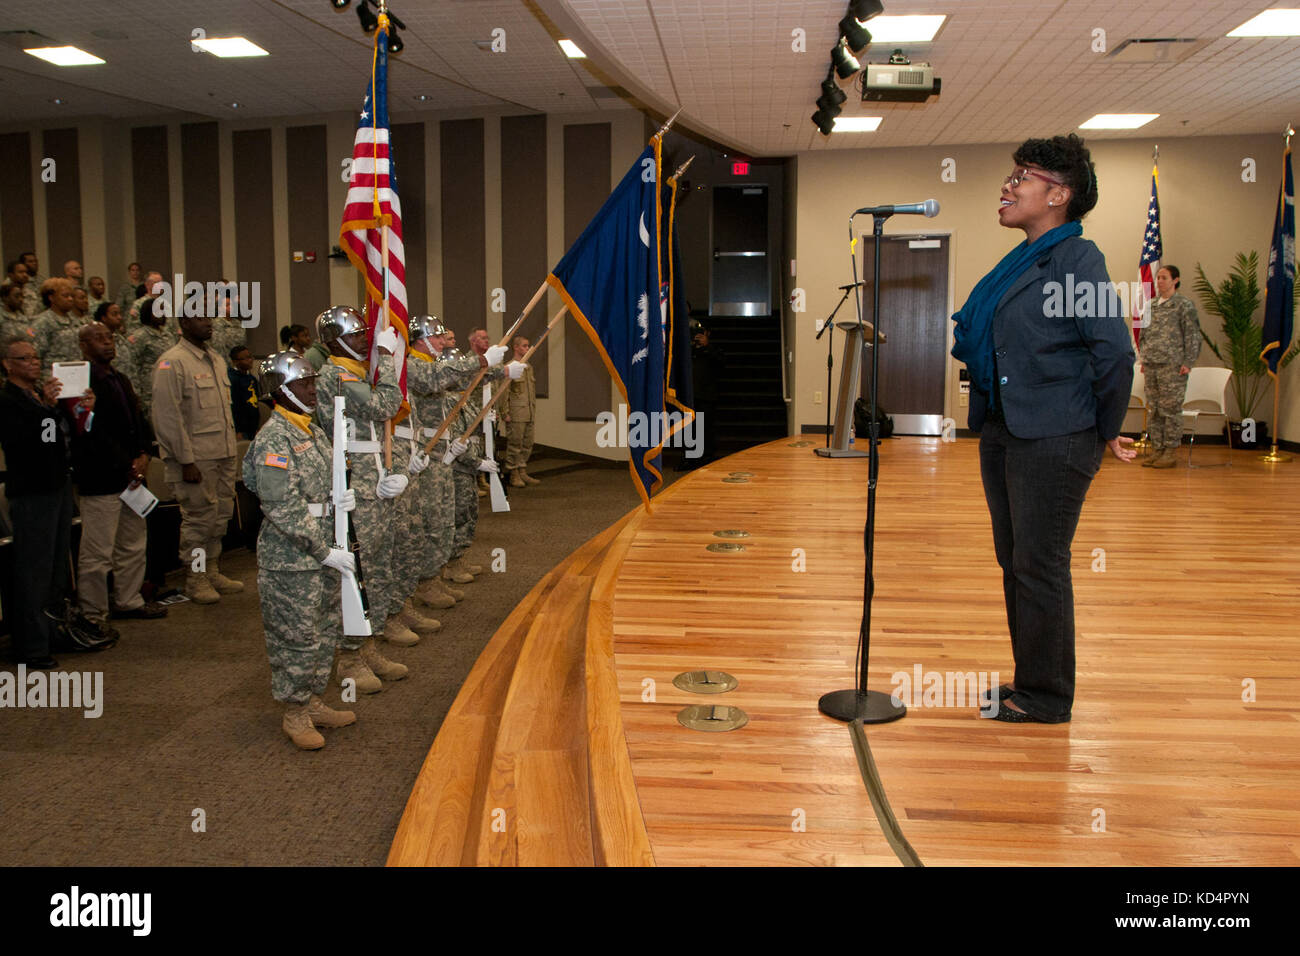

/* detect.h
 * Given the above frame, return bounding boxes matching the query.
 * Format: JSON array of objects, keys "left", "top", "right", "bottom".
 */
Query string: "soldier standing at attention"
[
  {"left": 95, "top": 302, "right": 136, "bottom": 386},
  {"left": 127, "top": 301, "right": 176, "bottom": 418},
  {"left": 32, "top": 279, "right": 83, "bottom": 376},
  {"left": 209, "top": 289, "right": 247, "bottom": 366},
  {"left": 1140, "top": 265, "right": 1201, "bottom": 469},
  {"left": 18, "top": 252, "right": 44, "bottom": 317},
  {"left": 312, "top": 306, "right": 410, "bottom": 690},
  {"left": 117, "top": 262, "right": 144, "bottom": 314},
  {"left": 1, "top": 282, "right": 35, "bottom": 346},
  {"left": 504, "top": 334, "right": 538, "bottom": 488},
  {"left": 151, "top": 311, "right": 244, "bottom": 604},
  {"left": 243, "top": 351, "right": 358, "bottom": 749}
]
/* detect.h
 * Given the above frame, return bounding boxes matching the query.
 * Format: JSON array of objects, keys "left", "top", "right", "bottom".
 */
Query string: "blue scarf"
[{"left": 951, "top": 220, "right": 1082, "bottom": 395}]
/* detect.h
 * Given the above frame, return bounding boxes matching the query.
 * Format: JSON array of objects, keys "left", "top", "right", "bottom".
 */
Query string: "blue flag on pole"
[
  {"left": 1261, "top": 143, "right": 1295, "bottom": 377},
  {"left": 548, "top": 142, "right": 666, "bottom": 507}
]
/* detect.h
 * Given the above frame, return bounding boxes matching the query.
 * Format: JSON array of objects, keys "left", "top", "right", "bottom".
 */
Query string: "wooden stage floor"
[{"left": 612, "top": 436, "right": 1300, "bottom": 866}]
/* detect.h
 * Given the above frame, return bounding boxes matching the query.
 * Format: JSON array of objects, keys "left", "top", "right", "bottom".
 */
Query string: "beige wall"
[{"left": 791, "top": 133, "right": 1299, "bottom": 444}]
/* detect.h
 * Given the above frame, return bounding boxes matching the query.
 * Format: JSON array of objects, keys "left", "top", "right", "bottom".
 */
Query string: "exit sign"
[{"left": 731, "top": 161, "right": 750, "bottom": 176}]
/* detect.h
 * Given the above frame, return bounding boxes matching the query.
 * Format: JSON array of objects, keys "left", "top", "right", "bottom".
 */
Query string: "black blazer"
[
  {"left": 71, "top": 363, "right": 153, "bottom": 495},
  {"left": 0, "top": 381, "right": 73, "bottom": 497},
  {"left": 968, "top": 236, "right": 1135, "bottom": 441}
]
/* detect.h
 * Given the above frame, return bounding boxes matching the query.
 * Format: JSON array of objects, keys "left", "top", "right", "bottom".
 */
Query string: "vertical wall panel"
[
  {"left": 43, "top": 129, "right": 83, "bottom": 275},
  {"left": 131, "top": 126, "right": 172, "bottom": 275},
  {"left": 232, "top": 129, "right": 277, "bottom": 355},
  {"left": 0, "top": 132, "right": 35, "bottom": 264},
  {"left": 181, "top": 122, "right": 223, "bottom": 281},
  {"left": 439, "top": 118, "right": 486, "bottom": 339},
  {"left": 563, "top": 122, "right": 611, "bottom": 421},
  {"left": 391, "top": 122, "right": 427, "bottom": 317},
  {"left": 501, "top": 114, "right": 549, "bottom": 396},
  {"left": 285, "top": 124, "right": 330, "bottom": 331}
]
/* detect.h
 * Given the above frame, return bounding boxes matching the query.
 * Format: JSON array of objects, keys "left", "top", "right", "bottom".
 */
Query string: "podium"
[{"left": 814, "top": 320, "right": 871, "bottom": 458}]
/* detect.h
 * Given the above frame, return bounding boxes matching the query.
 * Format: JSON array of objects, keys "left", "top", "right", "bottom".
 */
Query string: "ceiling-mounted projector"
[{"left": 860, "top": 51, "right": 940, "bottom": 103}]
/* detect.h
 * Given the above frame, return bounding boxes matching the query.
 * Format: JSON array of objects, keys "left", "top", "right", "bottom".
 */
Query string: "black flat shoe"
[
  {"left": 980, "top": 705, "right": 1043, "bottom": 722},
  {"left": 980, "top": 683, "right": 1016, "bottom": 703}
]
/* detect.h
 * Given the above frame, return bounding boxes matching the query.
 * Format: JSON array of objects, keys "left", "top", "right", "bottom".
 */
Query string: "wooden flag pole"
[
  {"left": 421, "top": 278, "right": 550, "bottom": 455},
  {"left": 459, "top": 305, "right": 567, "bottom": 438}
]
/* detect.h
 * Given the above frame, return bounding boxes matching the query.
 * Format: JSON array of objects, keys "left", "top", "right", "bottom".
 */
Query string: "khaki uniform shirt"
[
  {"left": 506, "top": 363, "right": 536, "bottom": 423},
  {"left": 151, "top": 336, "right": 237, "bottom": 465}
]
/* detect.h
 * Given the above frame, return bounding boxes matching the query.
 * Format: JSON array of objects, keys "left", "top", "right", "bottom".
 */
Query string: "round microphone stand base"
[{"left": 818, "top": 688, "right": 906, "bottom": 724}]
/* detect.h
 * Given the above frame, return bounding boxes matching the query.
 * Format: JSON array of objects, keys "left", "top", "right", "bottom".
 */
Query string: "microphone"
[{"left": 852, "top": 199, "right": 940, "bottom": 218}]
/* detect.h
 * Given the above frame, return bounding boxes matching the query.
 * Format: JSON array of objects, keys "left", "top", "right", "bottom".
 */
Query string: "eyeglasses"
[
  {"left": 4, "top": 353, "right": 40, "bottom": 363},
  {"left": 1005, "top": 167, "right": 1065, "bottom": 188}
]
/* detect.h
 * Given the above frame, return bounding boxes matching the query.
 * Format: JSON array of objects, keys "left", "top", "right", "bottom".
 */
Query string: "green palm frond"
[{"left": 1194, "top": 252, "right": 1268, "bottom": 418}]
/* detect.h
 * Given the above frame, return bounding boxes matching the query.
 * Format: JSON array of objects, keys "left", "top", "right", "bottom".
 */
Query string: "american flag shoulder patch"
[
  {"left": 263, "top": 453, "right": 289, "bottom": 469},
  {"left": 157, "top": 360, "right": 171, "bottom": 369},
  {"left": 339, "top": 372, "right": 359, "bottom": 382}
]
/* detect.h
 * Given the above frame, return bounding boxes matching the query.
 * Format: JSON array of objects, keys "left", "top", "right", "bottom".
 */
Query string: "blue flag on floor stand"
[
  {"left": 1261, "top": 142, "right": 1295, "bottom": 378},
  {"left": 547, "top": 141, "right": 666, "bottom": 508}
]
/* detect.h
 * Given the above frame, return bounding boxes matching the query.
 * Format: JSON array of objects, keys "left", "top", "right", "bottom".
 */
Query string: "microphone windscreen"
[{"left": 923, "top": 199, "right": 940, "bottom": 217}]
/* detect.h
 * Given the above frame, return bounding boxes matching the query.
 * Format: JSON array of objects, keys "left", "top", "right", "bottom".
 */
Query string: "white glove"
[
  {"left": 505, "top": 360, "right": 526, "bottom": 381},
  {"left": 323, "top": 548, "right": 355, "bottom": 574},
  {"left": 485, "top": 344, "right": 508, "bottom": 367},
  {"left": 375, "top": 326, "right": 400, "bottom": 355},
  {"left": 376, "top": 473, "right": 409, "bottom": 498},
  {"left": 408, "top": 450, "right": 430, "bottom": 475},
  {"left": 478, "top": 459, "right": 499, "bottom": 474},
  {"left": 487, "top": 408, "right": 498, "bottom": 424},
  {"left": 442, "top": 437, "right": 468, "bottom": 465},
  {"left": 335, "top": 489, "right": 357, "bottom": 513}
]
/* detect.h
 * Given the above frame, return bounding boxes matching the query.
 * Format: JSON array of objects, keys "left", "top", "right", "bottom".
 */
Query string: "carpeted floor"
[{"left": 0, "top": 456, "right": 671, "bottom": 866}]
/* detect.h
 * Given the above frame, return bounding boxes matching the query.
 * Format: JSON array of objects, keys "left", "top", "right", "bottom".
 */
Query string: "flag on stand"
[
  {"left": 339, "top": 12, "right": 408, "bottom": 408},
  {"left": 1133, "top": 164, "right": 1162, "bottom": 348},
  {"left": 1261, "top": 142, "right": 1295, "bottom": 378},
  {"left": 547, "top": 139, "right": 666, "bottom": 508}
]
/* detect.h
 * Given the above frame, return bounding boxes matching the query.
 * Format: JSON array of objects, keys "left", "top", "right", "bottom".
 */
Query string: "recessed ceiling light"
[
  {"left": 558, "top": 39, "right": 586, "bottom": 58},
  {"left": 50, "top": 98, "right": 66, "bottom": 106},
  {"left": 1228, "top": 9, "right": 1300, "bottom": 37},
  {"left": 24, "top": 46, "right": 105, "bottom": 66},
  {"left": 1079, "top": 113, "right": 1158, "bottom": 129},
  {"left": 229, "top": 101, "right": 242, "bottom": 109},
  {"left": 192, "top": 37, "right": 269, "bottom": 58},
  {"left": 413, "top": 94, "right": 430, "bottom": 101},
  {"left": 833, "top": 116, "right": 883, "bottom": 132},
  {"left": 859, "top": 15, "right": 946, "bottom": 43}
]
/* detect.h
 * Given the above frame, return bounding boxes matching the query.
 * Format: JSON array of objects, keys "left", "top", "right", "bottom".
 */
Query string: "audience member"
[
  {"left": 8, "top": 258, "right": 39, "bottom": 317},
  {"left": 228, "top": 344, "right": 262, "bottom": 439},
  {"left": 210, "top": 287, "right": 247, "bottom": 364},
  {"left": 88, "top": 275, "right": 109, "bottom": 311},
  {"left": 117, "top": 262, "right": 143, "bottom": 313},
  {"left": 0, "top": 282, "right": 34, "bottom": 341},
  {"left": 32, "top": 278, "right": 83, "bottom": 375},
  {"left": 126, "top": 297, "right": 174, "bottom": 417},
  {"left": 63, "top": 259, "right": 84, "bottom": 286},
  {"left": 95, "top": 301, "right": 135, "bottom": 383},
  {"left": 71, "top": 286, "right": 90, "bottom": 318}
]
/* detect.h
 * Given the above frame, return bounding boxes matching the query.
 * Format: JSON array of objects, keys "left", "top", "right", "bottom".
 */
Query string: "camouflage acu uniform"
[
  {"left": 313, "top": 353, "right": 402, "bottom": 648},
  {"left": 404, "top": 350, "right": 481, "bottom": 583},
  {"left": 449, "top": 369, "right": 503, "bottom": 558},
  {"left": 242, "top": 408, "right": 342, "bottom": 704},
  {"left": 127, "top": 325, "right": 176, "bottom": 417},
  {"left": 128, "top": 294, "right": 178, "bottom": 336},
  {"left": 32, "top": 309, "right": 85, "bottom": 377},
  {"left": 20, "top": 282, "right": 42, "bottom": 318},
  {"left": 116, "top": 280, "right": 140, "bottom": 315},
  {"left": 1141, "top": 292, "right": 1202, "bottom": 453},
  {"left": 112, "top": 330, "right": 136, "bottom": 386},
  {"left": 210, "top": 317, "right": 247, "bottom": 366},
  {"left": 0, "top": 308, "right": 37, "bottom": 344}
]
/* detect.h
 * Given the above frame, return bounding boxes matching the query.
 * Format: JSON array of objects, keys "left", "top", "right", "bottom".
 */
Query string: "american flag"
[
  {"left": 1133, "top": 165, "right": 1162, "bottom": 347},
  {"left": 339, "top": 13, "right": 408, "bottom": 403}
]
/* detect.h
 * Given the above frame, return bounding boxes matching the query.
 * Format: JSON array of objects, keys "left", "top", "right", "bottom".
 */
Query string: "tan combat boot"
[
  {"left": 509, "top": 468, "right": 526, "bottom": 488},
  {"left": 307, "top": 694, "right": 356, "bottom": 728},
  {"left": 398, "top": 601, "right": 441, "bottom": 634},
  {"left": 438, "top": 577, "right": 465, "bottom": 601},
  {"left": 336, "top": 649, "right": 383, "bottom": 694},
  {"left": 521, "top": 467, "right": 540, "bottom": 485},
  {"left": 443, "top": 560, "right": 474, "bottom": 585},
  {"left": 462, "top": 556, "right": 484, "bottom": 576},
  {"left": 384, "top": 615, "right": 421, "bottom": 647},
  {"left": 477, "top": 475, "right": 489, "bottom": 498},
  {"left": 283, "top": 702, "right": 325, "bottom": 750},
  {"left": 185, "top": 570, "right": 220, "bottom": 604},
  {"left": 360, "top": 638, "right": 408, "bottom": 681},
  {"left": 207, "top": 560, "right": 245, "bottom": 594},
  {"left": 1150, "top": 449, "right": 1177, "bottom": 468},
  {"left": 415, "top": 577, "right": 456, "bottom": 609}
]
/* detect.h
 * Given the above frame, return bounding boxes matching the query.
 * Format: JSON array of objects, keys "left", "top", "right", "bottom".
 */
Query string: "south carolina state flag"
[{"left": 547, "top": 142, "right": 665, "bottom": 507}]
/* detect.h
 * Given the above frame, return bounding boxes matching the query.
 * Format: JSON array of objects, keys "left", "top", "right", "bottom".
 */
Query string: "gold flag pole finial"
[
  {"left": 669, "top": 154, "right": 696, "bottom": 182},
  {"left": 654, "top": 108, "right": 682, "bottom": 141},
  {"left": 1152, "top": 144, "right": 1159, "bottom": 164}
]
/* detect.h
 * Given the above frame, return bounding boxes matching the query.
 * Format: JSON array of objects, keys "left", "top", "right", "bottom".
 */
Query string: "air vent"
[{"left": 1107, "top": 38, "right": 1206, "bottom": 63}]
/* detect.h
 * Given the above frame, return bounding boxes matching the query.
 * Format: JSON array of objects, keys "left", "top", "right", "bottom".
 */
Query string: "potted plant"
[{"left": 1193, "top": 252, "right": 1270, "bottom": 447}]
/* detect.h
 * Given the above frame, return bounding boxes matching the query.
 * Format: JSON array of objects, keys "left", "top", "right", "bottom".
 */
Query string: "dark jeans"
[
  {"left": 979, "top": 422, "right": 1104, "bottom": 722},
  {"left": 9, "top": 480, "right": 74, "bottom": 661}
]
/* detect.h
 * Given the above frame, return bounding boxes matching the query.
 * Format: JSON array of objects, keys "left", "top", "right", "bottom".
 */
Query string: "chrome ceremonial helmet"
[
  {"left": 260, "top": 350, "right": 318, "bottom": 413},
  {"left": 315, "top": 305, "right": 366, "bottom": 345},
  {"left": 408, "top": 314, "right": 449, "bottom": 346}
]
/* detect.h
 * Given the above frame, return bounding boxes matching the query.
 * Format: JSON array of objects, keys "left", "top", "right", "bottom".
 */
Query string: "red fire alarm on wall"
[{"left": 731, "top": 161, "right": 750, "bottom": 176}]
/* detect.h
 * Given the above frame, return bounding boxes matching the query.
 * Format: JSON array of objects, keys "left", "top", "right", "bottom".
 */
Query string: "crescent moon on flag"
[{"left": 639, "top": 212, "right": 650, "bottom": 248}]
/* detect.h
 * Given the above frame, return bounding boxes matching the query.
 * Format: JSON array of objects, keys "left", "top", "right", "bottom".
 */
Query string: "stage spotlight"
[
  {"left": 817, "top": 91, "right": 845, "bottom": 113},
  {"left": 356, "top": 0, "right": 378, "bottom": 33},
  {"left": 851, "top": 0, "right": 885, "bottom": 21},
  {"left": 831, "top": 37, "right": 860, "bottom": 78},
  {"left": 839, "top": 13, "right": 871, "bottom": 53},
  {"left": 819, "top": 75, "right": 847, "bottom": 108},
  {"left": 811, "top": 107, "right": 839, "bottom": 136}
]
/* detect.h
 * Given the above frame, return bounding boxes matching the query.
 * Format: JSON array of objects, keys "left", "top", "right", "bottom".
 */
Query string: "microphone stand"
[
  {"left": 817, "top": 285, "right": 854, "bottom": 449},
  {"left": 818, "top": 211, "right": 906, "bottom": 724}
]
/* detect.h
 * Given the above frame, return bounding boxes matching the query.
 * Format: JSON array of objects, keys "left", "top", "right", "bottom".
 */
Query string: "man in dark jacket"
[
  {"left": 0, "top": 335, "right": 94, "bottom": 667},
  {"left": 72, "top": 323, "right": 167, "bottom": 627}
]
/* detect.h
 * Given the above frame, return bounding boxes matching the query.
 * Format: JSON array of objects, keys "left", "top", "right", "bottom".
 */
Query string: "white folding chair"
[{"left": 1181, "top": 367, "right": 1233, "bottom": 468}]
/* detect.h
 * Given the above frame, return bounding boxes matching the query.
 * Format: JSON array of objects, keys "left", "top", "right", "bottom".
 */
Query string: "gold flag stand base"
[
  {"left": 1132, "top": 433, "right": 1152, "bottom": 450},
  {"left": 1260, "top": 443, "right": 1292, "bottom": 463}
]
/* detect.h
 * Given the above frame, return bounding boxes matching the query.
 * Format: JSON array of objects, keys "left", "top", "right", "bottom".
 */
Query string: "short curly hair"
[{"left": 1012, "top": 133, "right": 1098, "bottom": 222}]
